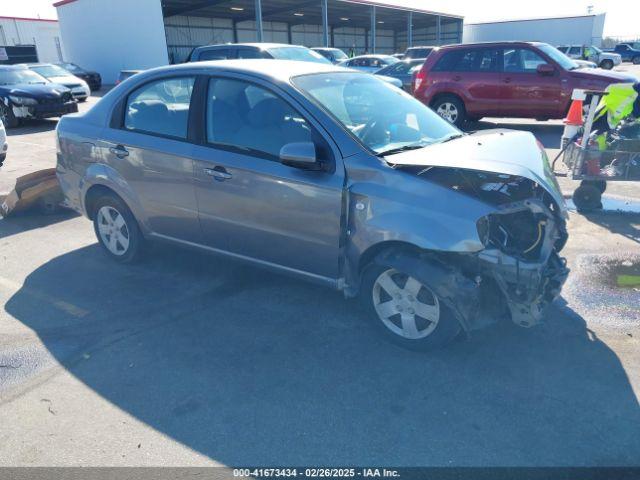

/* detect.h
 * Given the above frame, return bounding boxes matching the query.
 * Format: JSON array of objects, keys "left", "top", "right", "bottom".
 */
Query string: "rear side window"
[
  {"left": 205, "top": 78, "right": 313, "bottom": 160},
  {"left": 237, "top": 48, "right": 264, "bottom": 59},
  {"left": 433, "top": 48, "right": 500, "bottom": 72},
  {"left": 124, "top": 77, "right": 195, "bottom": 139},
  {"left": 198, "top": 48, "right": 234, "bottom": 61},
  {"left": 568, "top": 46, "right": 582, "bottom": 56}
]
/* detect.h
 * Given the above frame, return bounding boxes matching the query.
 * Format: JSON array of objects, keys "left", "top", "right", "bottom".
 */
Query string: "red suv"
[{"left": 413, "top": 41, "right": 636, "bottom": 127}]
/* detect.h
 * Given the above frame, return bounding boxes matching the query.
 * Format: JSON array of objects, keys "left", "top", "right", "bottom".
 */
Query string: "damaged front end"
[{"left": 421, "top": 167, "right": 569, "bottom": 330}]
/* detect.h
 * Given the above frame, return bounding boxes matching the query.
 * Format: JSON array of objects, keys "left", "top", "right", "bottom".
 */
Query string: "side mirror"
[
  {"left": 537, "top": 63, "right": 555, "bottom": 76},
  {"left": 279, "top": 142, "right": 320, "bottom": 170}
]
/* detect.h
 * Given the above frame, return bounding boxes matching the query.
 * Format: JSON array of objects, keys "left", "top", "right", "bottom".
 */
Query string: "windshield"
[
  {"left": 0, "top": 69, "right": 48, "bottom": 85},
  {"left": 537, "top": 44, "right": 580, "bottom": 70},
  {"left": 30, "top": 64, "right": 71, "bottom": 78},
  {"left": 590, "top": 46, "right": 602, "bottom": 54},
  {"left": 268, "top": 47, "right": 331, "bottom": 64},
  {"left": 293, "top": 72, "right": 460, "bottom": 155},
  {"left": 59, "top": 63, "right": 81, "bottom": 73}
]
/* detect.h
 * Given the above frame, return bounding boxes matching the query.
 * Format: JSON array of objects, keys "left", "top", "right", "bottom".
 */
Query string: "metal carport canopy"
[{"left": 161, "top": 0, "right": 463, "bottom": 47}]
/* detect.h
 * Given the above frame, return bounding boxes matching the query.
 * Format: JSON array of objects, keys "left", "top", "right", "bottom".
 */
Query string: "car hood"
[
  {"left": 569, "top": 68, "right": 636, "bottom": 83},
  {"left": 0, "top": 83, "right": 71, "bottom": 98},
  {"left": 46, "top": 75, "right": 84, "bottom": 86},
  {"left": 377, "top": 75, "right": 403, "bottom": 88},
  {"left": 384, "top": 129, "right": 567, "bottom": 216}
]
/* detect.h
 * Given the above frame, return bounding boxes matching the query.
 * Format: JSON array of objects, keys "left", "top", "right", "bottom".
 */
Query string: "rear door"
[
  {"left": 501, "top": 47, "right": 563, "bottom": 118},
  {"left": 99, "top": 76, "right": 201, "bottom": 242},
  {"left": 190, "top": 76, "right": 345, "bottom": 279}
]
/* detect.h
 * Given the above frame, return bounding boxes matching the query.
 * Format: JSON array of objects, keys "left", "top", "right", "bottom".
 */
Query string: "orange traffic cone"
[
  {"left": 564, "top": 99, "right": 584, "bottom": 126},
  {"left": 561, "top": 98, "right": 584, "bottom": 148}
]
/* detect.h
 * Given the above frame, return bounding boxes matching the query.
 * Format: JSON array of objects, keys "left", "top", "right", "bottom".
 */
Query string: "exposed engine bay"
[{"left": 396, "top": 166, "right": 570, "bottom": 330}]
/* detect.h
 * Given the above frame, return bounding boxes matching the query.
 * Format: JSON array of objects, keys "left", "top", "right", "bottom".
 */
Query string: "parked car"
[
  {"left": 55, "top": 62, "right": 102, "bottom": 91},
  {"left": 115, "top": 70, "right": 143, "bottom": 85},
  {"left": 375, "top": 58, "right": 425, "bottom": 92},
  {"left": 56, "top": 60, "right": 569, "bottom": 351},
  {"left": 189, "top": 43, "right": 330, "bottom": 64},
  {"left": 24, "top": 63, "right": 90, "bottom": 101},
  {"left": 392, "top": 53, "right": 405, "bottom": 59},
  {"left": 311, "top": 47, "right": 349, "bottom": 64},
  {"left": 414, "top": 42, "right": 636, "bottom": 127},
  {"left": 573, "top": 59, "right": 598, "bottom": 69},
  {"left": 0, "top": 119, "right": 6, "bottom": 167},
  {"left": 0, "top": 65, "right": 77, "bottom": 128},
  {"left": 603, "top": 44, "right": 640, "bottom": 64},
  {"left": 404, "top": 46, "right": 434, "bottom": 60},
  {"left": 338, "top": 54, "right": 399, "bottom": 73},
  {"left": 556, "top": 45, "right": 621, "bottom": 70}
]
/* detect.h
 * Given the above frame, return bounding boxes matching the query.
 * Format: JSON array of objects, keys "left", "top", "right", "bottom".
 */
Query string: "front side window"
[
  {"left": 293, "top": 72, "right": 459, "bottom": 155},
  {"left": 504, "top": 48, "right": 546, "bottom": 73},
  {"left": 568, "top": 46, "right": 582, "bottom": 56},
  {"left": 124, "top": 77, "right": 195, "bottom": 139},
  {"left": 206, "top": 78, "right": 313, "bottom": 159}
]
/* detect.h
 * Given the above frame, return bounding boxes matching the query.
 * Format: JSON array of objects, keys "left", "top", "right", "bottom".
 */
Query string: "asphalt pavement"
[{"left": 0, "top": 66, "right": 639, "bottom": 467}]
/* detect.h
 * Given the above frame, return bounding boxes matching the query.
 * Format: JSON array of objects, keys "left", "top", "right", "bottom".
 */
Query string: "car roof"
[
  {"left": 348, "top": 54, "right": 396, "bottom": 59},
  {"left": 438, "top": 41, "right": 546, "bottom": 50},
  {"left": 136, "top": 59, "right": 348, "bottom": 84}
]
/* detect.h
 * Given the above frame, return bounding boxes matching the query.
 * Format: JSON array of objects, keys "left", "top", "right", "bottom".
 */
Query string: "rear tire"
[
  {"left": 633, "top": 56, "right": 640, "bottom": 65},
  {"left": 92, "top": 194, "right": 143, "bottom": 263},
  {"left": 600, "top": 59, "right": 614, "bottom": 70},
  {"left": 431, "top": 95, "right": 467, "bottom": 128},
  {"left": 581, "top": 179, "right": 606, "bottom": 194},
  {"left": 360, "top": 262, "right": 461, "bottom": 351}
]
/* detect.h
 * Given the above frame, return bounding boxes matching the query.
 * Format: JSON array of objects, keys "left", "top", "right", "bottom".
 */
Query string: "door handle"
[
  {"left": 204, "top": 166, "right": 232, "bottom": 181},
  {"left": 453, "top": 75, "right": 462, "bottom": 81},
  {"left": 109, "top": 145, "right": 129, "bottom": 158},
  {"left": 503, "top": 78, "right": 512, "bottom": 84}
]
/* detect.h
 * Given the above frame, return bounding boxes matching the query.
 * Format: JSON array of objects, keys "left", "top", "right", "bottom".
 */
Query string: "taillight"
[{"left": 413, "top": 69, "right": 426, "bottom": 93}]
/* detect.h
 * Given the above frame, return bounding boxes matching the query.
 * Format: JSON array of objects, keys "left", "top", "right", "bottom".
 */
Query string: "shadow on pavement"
[
  {"left": 6, "top": 119, "right": 59, "bottom": 136},
  {"left": 467, "top": 120, "right": 563, "bottom": 149},
  {"left": 0, "top": 210, "right": 79, "bottom": 240},
  {"left": 5, "top": 242, "right": 640, "bottom": 466},
  {"left": 580, "top": 211, "right": 640, "bottom": 244}
]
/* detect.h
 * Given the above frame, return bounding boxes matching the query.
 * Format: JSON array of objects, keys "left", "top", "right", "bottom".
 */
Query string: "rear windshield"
[{"left": 267, "top": 47, "right": 331, "bottom": 64}]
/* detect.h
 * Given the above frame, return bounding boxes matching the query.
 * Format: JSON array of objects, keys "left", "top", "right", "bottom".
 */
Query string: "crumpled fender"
[{"left": 374, "top": 249, "right": 481, "bottom": 332}]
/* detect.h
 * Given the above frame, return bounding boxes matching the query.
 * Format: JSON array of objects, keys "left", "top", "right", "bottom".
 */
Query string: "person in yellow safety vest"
[{"left": 592, "top": 82, "right": 640, "bottom": 150}]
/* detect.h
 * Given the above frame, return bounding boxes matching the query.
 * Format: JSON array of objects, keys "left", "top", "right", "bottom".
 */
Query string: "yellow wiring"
[{"left": 523, "top": 221, "right": 545, "bottom": 254}]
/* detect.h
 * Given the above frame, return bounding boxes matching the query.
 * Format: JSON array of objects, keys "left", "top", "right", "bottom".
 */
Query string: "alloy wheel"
[
  {"left": 372, "top": 269, "right": 440, "bottom": 340},
  {"left": 97, "top": 206, "right": 130, "bottom": 256},
  {"left": 436, "top": 102, "right": 459, "bottom": 124}
]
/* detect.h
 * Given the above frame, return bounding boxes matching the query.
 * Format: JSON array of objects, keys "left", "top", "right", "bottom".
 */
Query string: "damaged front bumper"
[{"left": 13, "top": 101, "right": 78, "bottom": 120}]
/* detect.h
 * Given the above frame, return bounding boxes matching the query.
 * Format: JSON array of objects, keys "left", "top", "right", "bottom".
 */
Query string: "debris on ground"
[{"left": 0, "top": 168, "right": 64, "bottom": 218}]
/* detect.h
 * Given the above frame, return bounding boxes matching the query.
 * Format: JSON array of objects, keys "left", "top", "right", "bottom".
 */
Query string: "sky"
[{"left": 0, "top": 0, "right": 637, "bottom": 37}]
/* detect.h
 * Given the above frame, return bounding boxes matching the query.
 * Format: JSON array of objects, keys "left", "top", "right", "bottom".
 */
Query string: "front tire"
[
  {"left": 92, "top": 194, "right": 143, "bottom": 263},
  {"left": 360, "top": 264, "right": 461, "bottom": 351},
  {"left": 0, "top": 103, "right": 20, "bottom": 128},
  {"left": 432, "top": 95, "right": 467, "bottom": 128},
  {"left": 573, "top": 184, "right": 602, "bottom": 213},
  {"left": 633, "top": 56, "right": 640, "bottom": 65}
]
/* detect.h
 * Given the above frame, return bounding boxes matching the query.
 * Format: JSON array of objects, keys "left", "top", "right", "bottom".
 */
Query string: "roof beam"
[
  {"left": 234, "top": 0, "right": 318, "bottom": 22},
  {"left": 163, "top": 0, "right": 230, "bottom": 18}
]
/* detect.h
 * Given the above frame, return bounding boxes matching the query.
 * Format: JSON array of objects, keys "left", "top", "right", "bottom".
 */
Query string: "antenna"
[{"left": 587, "top": 5, "right": 594, "bottom": 14}]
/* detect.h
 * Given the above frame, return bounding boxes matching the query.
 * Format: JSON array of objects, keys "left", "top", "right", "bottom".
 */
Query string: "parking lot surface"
[{"left": 0, "top": 66, "right": 639, "bottom": 467}]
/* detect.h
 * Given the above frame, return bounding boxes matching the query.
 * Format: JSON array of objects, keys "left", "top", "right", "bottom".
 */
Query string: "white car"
[
  {"left": 557, "top": 45, "right": 622, "bottom": 70},
  {"left": 338, "top": 54, "right": 400, "bottom": 73},
  {"left": 0, "top": 118, "right": 7, "bottom": 167},
  {"left": 24, "top": 63, "right": 91, "bottom": 102}
]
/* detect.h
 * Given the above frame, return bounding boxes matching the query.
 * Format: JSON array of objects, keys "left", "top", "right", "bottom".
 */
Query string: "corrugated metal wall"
[
  {"left": 0, "top": 18, "right": 63, "bottom": 63},
  {"left": 165, "top": 14, "right": 398, "bottom": 63}
]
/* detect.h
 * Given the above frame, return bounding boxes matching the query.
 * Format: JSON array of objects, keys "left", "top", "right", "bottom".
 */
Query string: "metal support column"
[
  {"left": 321, "top": 0, "right": 329, "bottom": 47},
  {"left": 255, "top": 0, "right": 264, "bottom": 42},
  {"left": 232, "top": 20, "right": 239, "bottom": 43},
  {"left": 436, "top": 15, "right": 441, "bottom": 45},
  {"left": 407, "top": 11, "right": 413, "bottom": 49},
  {"left": 370, "top": 6, "right": 376, "bottom": 54},
  {"left": 287, "top": 23, "right": 292, "bottom": 44},
  {"left": 330, "top": 25, "right": 335, "bottom": 48}
]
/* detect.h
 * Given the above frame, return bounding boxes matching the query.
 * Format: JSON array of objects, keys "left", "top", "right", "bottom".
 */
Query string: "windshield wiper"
[
  {"left": 440, "top": 133, "right": 465, "bottom": 143},
  {"left": 379, "top": 144, "right": 428, "bottom": 156}
]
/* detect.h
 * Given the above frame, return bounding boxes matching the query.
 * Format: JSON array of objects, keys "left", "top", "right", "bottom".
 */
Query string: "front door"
[
  {"left": 500, "top": 47, "right": 563, "bottom": 118},
  {"left": 192, "top": 77, "right": 344, "bottom": 279},
  {"left": 99, "top": 76, "right": 201, "bottom": 243}
]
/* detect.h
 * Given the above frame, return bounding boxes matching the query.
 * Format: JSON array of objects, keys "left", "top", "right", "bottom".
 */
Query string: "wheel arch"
[
  {"left": 429, "top": 91, "right": 466, "bottom": 109},
  {"left": 84, "top": 184, "right": 121, "bottom": 220}
]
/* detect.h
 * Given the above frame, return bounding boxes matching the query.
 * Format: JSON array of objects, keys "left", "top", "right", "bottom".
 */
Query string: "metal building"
[
  {"left": 55, "top": 0, "right": 463, "bottom": 84},
  {"left": 0, "top": 16, "right": 65, "bottom": 63},
  {"left": 463, "top": 13, "right": 607, "bottom": 47}
]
